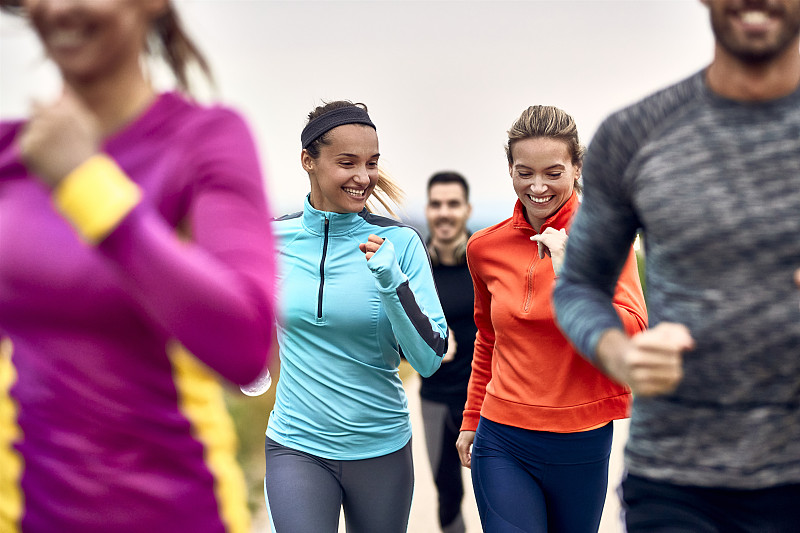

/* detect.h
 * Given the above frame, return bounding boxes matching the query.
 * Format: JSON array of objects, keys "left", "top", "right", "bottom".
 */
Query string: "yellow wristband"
[{"left": 53, "top": 155, "right": 142, "bottom": 244}]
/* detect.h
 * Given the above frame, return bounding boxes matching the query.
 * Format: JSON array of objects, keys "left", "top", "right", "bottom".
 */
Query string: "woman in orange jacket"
[{"left": 455, "top": 105, "right": 648, "bottom": 533}]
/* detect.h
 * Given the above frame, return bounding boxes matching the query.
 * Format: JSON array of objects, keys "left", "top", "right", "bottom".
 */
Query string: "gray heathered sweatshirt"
[{"left": 554, "top": 70, "right": 800, "bottom": 489}]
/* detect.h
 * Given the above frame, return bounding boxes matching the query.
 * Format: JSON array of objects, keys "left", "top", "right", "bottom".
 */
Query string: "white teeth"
[
  {"left": 343, "top": 188, "right": 365, "bottom": 197},
  {"left": 741, "top": 11, "right": 769, "bottom": 24},
  {"left": 529, "top": 195, "right": 552, "bottom": 204}
]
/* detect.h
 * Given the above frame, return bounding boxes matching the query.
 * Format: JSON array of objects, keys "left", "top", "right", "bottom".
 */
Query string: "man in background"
[{"left": 421, "top": 171, "right": 476, "bottom": 533}]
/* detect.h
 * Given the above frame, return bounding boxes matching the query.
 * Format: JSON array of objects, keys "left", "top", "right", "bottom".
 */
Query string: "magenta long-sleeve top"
[{"left": 0, "top": 92, "right": 275, "bottom": 533}]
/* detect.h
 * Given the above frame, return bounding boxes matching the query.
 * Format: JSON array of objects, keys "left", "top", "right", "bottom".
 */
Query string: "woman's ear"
[{"left": 301, "top": 149, "right": 315, "bottom": 173}]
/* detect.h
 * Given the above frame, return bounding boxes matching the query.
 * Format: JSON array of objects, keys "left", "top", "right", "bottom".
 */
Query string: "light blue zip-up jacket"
[{"left": 267, "top": 196, "right": 447, "bottom": 459}]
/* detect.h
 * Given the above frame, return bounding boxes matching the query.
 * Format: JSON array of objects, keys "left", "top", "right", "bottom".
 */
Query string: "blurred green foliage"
[{"left": 223, "top": 370, "right": 277, "bottom": 520}]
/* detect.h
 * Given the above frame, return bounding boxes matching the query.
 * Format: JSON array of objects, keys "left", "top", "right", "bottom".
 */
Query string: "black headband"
[{"left": 301, "top": 106, "right": 376, "bottom": 149}]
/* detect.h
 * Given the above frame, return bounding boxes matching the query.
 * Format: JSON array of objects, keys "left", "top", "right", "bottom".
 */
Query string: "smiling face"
[
  {"left": 426, "top": 182, "right": 471, "bottom": 247},
  {"left": 303, "top": 124, "right": 380, "bottom": 214},
  {"left": 509, "top": 137, "right": 580, "bottom": 232},
  {"left": 702, "top": 0, "right": 800, "bottom": 63},
  {"left": 24, "top": 0, "right": 164, "bottom": 85}
]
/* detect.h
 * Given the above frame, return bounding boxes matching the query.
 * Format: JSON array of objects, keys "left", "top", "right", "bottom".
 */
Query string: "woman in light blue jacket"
[{"left": 264, "top": 100, "right": 447, "bottom": 533}]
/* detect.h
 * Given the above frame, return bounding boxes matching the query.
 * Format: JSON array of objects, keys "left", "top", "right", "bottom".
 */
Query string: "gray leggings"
[{"left": 264, "top": 436, "right": 414, "bottom": 533}]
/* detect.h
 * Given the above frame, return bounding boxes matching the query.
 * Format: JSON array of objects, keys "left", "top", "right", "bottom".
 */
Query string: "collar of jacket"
[
  {"left": 511, "top": 190, "right": 579, "bottom": 234},
  {"left": 301, "top": 194, "right": 369, "bottom": 236}
]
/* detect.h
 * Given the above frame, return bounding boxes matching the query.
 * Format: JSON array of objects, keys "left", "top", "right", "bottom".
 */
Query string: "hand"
[
  {"left": 442, "top": 327, "right": 457, "bottom": 362},
  {"left": 597, "top": 323, "right": 695, "bottom": 397},
  {"left": 456, "top": 430, "right": 475, "bottom": 468},
  {"left": 358, "top": 234, "right": 385, "bottom": 261},
  {"left": 530, "top": 227, "right": 568, "bottom": 276},
  {"left": 795, "top": 269, "right": 800, "bottom": 310},
  {"left": 20, "top": 90, "right": 100, "bottom": 189}
]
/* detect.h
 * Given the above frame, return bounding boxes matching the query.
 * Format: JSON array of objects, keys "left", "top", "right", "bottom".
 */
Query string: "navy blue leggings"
[
  {"left": 471, "top": 417, "right": 613, "bottom": 533},
  {"left": 263, "top": 436, "right": 413, "bottom": 533}
]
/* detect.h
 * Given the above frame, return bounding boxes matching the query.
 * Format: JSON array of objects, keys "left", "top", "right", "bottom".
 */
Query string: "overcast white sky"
[{"left": 1, "top": 0, "right": 714, "bottom": 230}]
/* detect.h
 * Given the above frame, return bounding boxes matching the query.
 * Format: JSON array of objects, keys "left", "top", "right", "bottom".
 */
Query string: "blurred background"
[{"left": 2, "top": 0, "right": 713, "bottom": 231}]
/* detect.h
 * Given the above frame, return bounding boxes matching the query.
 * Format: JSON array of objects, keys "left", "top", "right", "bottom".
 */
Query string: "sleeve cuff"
[
  {"left": 367, "top": 239, "right": 408, "bottom": 290},
  {"left": 53, "top": 155, "right": 142, "bottom": 244},
  {"left": 460, "top": 411, "right": 480, "bottom": 432}
]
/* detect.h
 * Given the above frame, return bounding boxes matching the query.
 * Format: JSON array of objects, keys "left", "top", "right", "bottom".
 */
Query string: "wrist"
[
  {"left": 595, "top": 328, "right": 630, "bottom": 379},
  {"left": 53, "top": 154, "right": 142, "bottom": 244}
]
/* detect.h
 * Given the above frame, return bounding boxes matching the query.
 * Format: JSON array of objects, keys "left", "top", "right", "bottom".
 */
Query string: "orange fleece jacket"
[{"left": 462, "top": 193, "right": 647, "bottom": 433}]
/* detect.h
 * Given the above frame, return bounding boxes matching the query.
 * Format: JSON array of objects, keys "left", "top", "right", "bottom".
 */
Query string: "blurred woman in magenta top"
[{"left": 0, "top": 1, "right": 275, "bottom": 532}]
